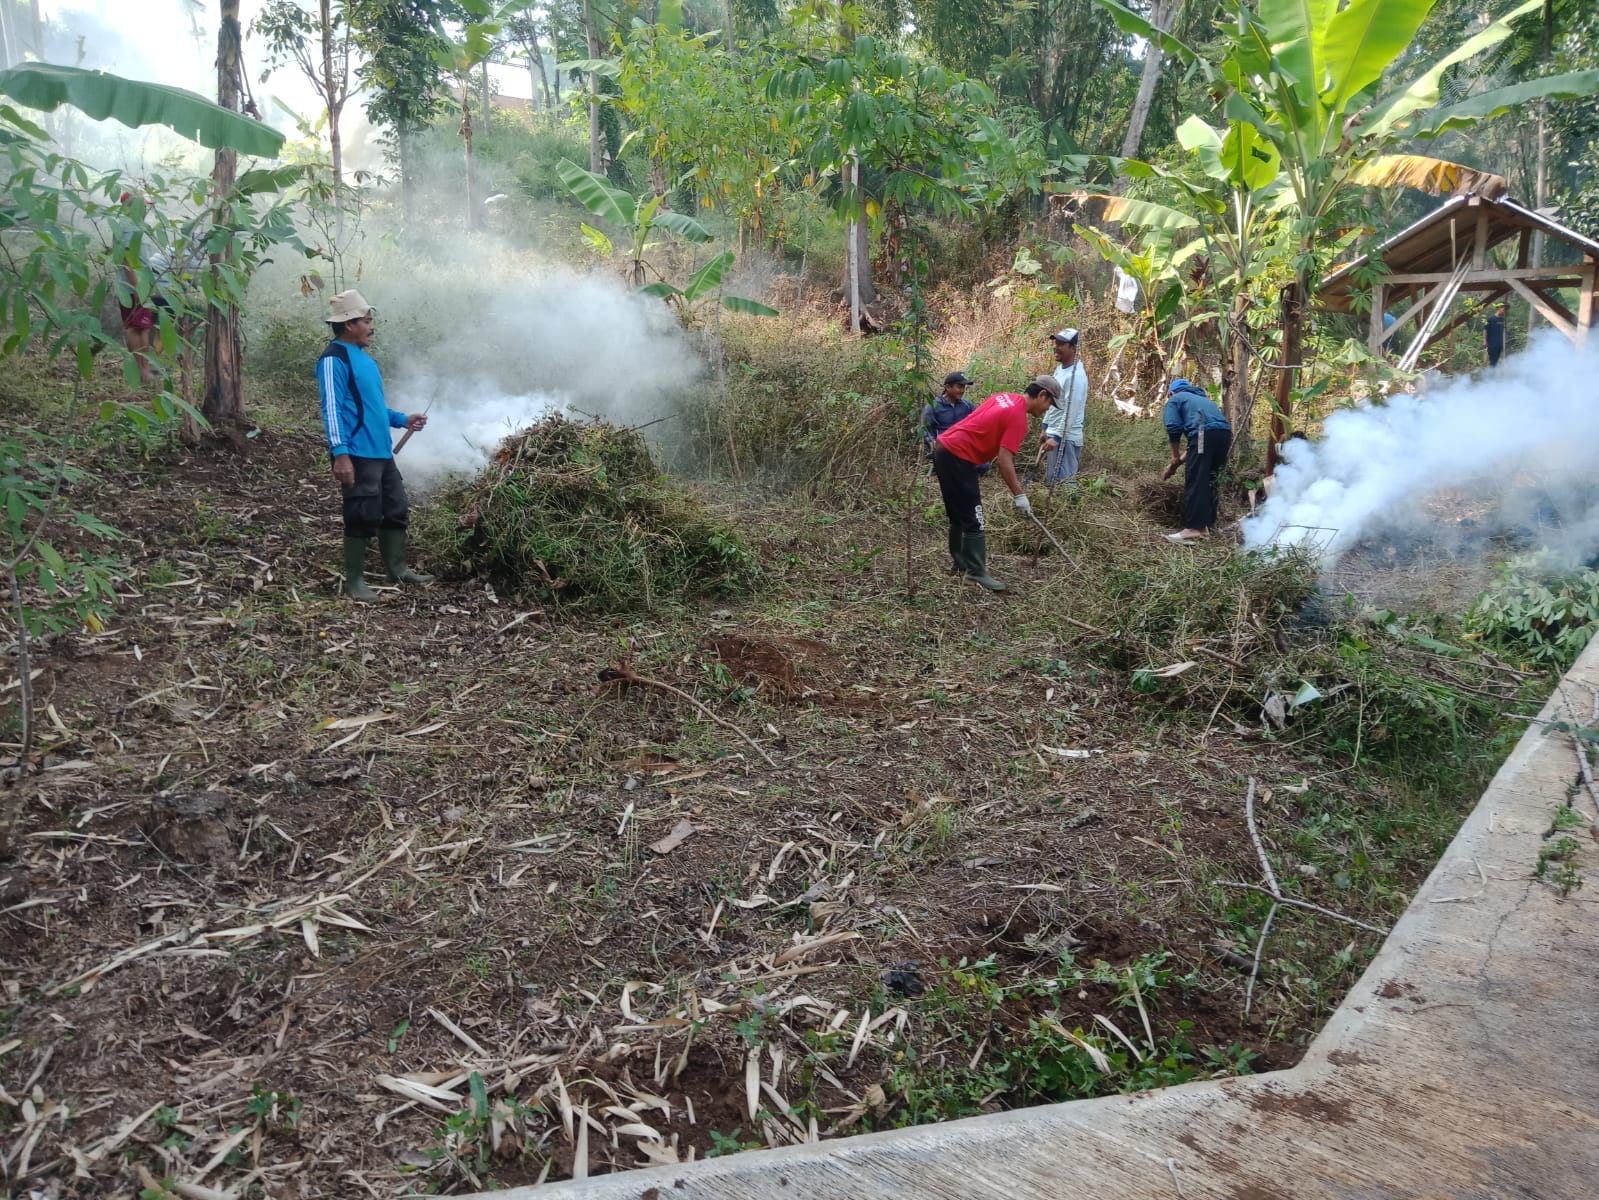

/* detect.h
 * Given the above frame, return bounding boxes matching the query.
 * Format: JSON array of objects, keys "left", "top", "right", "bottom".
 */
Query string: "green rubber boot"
[
  {"left": 964, "top": 531, "right": 1007, "bottom": 592},
  {"left": 379, "top": 528, "right": 433, "bottom": 586},
  {"left": 947, "top": 527, "right": 963, "bottom": 574},
  {"left": 343, "top": 537, "right": 378, "bottom": 602}
]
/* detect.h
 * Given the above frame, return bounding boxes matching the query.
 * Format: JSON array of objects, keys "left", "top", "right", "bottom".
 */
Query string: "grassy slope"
[{"left": 0, "top": 323, "right": 1539, "bottom": 1194}]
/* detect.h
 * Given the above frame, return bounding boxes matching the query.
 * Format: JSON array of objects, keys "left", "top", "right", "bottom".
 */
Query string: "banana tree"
[
  {"left": 1094, "top": 0, "right": 1599, "bottom": 467},
  {"left": 1076, "top": 221, "right": 1210, "bottom": 401},
  {"left": 556, "top": 158, "right": 776, "bottom": 318},
  {"left": 1071, "top": 111, "right": 1294, "bottom": 442},
  {"left": 0, "top": 62, "right": 285, "bottom": 157},
  {"left": 640, "top": 251, "right": 779, "bottom": 323}
]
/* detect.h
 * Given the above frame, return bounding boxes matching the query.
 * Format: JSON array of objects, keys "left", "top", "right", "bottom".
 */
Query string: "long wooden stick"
[
  {"left": 600, "top": 661, "right": 778, "bottom": 768},
  {"left": 1024, "top": 511, "right": 1079, "bottom": 571}
]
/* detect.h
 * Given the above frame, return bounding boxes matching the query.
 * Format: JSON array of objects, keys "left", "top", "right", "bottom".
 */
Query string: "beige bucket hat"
[{"left": 327, "top": 289, "right": 375, "bottom": 323}]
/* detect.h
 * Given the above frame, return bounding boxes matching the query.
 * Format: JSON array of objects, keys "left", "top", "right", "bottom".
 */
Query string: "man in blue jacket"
[
  {"left": 318, "top": 290, "right": 430, "bottom": 601},
  {"left": 920, "top": 371, "right": 976, "bottom": 458},
  {"left": 1160, "top": 379, "right": 1232, "bottom": 542}
]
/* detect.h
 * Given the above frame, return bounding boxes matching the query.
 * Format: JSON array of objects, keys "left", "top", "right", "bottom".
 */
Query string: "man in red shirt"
[{"left": 932, "top": 375, "right": 1061, "bottom": 591}]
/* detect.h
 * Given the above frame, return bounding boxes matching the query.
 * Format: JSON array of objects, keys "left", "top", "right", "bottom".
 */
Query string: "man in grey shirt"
[{"left": 1040, "top": 327, "right": 1088, "bottom": 486}]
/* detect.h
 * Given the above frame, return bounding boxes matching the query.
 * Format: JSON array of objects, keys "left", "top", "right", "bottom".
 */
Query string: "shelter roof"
[{"left": 1319, "top": 193, "right": 1599, "bottom": 312}]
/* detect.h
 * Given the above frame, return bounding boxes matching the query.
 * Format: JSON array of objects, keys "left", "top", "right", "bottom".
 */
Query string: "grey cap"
[
  {"left": 1048, "top": 327, "right": 1081, "bottom": 344},
  {"left": 1031, "top": 374, "right": 1063, "bottom": 398}
]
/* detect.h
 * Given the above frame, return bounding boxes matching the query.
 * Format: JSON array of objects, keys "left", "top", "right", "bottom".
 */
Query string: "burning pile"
[{"left": 415, "top": 415, "right": 760, "bottom": 611}]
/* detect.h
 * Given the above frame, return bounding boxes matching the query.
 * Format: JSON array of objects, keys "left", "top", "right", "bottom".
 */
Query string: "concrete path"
[{"left": 477, "top": 639, "right": 1599, "bottom": 1200}]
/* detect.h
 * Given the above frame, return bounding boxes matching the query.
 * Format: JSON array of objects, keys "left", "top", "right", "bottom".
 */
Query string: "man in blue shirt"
[
  {"left": 1160, "top": 379, "right": 1233, "bottom": 542},
  {"left": 920, "top": 371, "right": 976, "bottom": 457},
  {"left": 318, "top": 290, "right": 430, "bottom": 601},
  {"left": 1484, "top": 302, "right": 1507, "bottom": 367}
]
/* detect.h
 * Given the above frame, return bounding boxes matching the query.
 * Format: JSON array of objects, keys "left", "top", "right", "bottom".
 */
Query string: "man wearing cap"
[
  {"left": 1040, "top": 328, "right": 1089, "bottom": 486},
  {"left": 920, "top": 371, "right": 977, "bottom": 460},
  {"left": 318, "top": 290, "right": 431, "bottom": 601},
  {"left": 932, "top": 376, "right": 1060, "bottom": 592},
  {"left": 1160, "top": 378, "right": 1232, "bottom": 541}
]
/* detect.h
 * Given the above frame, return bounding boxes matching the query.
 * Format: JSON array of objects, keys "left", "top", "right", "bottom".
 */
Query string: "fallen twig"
[
  {"left": 1232, "top": 778, "right": 1390, "bottom": 1016},
  {"left": 1217, "top": 881, "right": 1390, "bottom": 935},
  {"left": 597, "top": 660, "right": 777, "bottom": 768}
]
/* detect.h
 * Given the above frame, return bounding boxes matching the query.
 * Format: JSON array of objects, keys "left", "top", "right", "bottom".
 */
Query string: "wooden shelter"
[{"left": 1319, "top": 192, "right": 1598, "bottom": 363}]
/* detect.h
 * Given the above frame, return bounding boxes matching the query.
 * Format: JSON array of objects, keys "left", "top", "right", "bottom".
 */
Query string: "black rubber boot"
[
  {"left": 964, "top": 532, "right": 1007, "bottom": 592},
  {"left": 947, "top": 528, "right": 963, "bottom": 574},
  {"left": 343, "top": 537, "right": 378, "bottom": 602},
  {"left": 379, "top": 528, "right": 433, "bottom": 585}
]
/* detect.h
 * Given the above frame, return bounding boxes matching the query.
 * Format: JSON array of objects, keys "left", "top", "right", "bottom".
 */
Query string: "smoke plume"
[
  {"left": 1243, "top": 334, "right": 1599, "bottom": 571},
  {"left": 352, "top": 252, "right": 706, "bottom": 491}
]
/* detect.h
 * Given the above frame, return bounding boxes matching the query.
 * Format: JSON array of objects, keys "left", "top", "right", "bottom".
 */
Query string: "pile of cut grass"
[{"left": 414, "top": 415, "right": 760, "bottom": 611}]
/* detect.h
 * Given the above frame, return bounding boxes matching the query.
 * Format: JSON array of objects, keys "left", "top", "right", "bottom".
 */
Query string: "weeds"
[
  {"left": 866, "top": 950, "right": 1252, "bottom": 1124},
  {"left": 1537, "top": 836, "right": 1585, "bottom": 898}
]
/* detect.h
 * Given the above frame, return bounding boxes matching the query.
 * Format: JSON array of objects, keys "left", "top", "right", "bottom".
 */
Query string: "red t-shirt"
[{"left": 938, "top": 393, "right": 1029, "bottom": 464}]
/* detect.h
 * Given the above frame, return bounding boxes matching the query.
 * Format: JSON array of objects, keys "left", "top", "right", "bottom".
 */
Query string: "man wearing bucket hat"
[
  {"left": 932, "top": 375, "right": 1060, "bottom": 592},
  {"left": 318, "top": 289, "right": 431, "bottom": 601},
  {"left": 1040, "top": 327, "right": 1089, "bottom": 486}
]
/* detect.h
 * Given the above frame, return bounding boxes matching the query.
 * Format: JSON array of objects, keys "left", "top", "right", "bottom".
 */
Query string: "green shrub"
[
  {"left": 1465, "top": 560, "right": 1599, "bottom": 669},
  {"left": 414, "top": 415, "right": 760, "bottom": 611},
  {"left": 511, "top": 125, "right": 594, "bottom": 201}
]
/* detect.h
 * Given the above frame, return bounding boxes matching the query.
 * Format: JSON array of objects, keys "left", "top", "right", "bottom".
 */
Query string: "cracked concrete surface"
[{"left": 477, "top": 639, "right": 1599, "bottom": 1200}]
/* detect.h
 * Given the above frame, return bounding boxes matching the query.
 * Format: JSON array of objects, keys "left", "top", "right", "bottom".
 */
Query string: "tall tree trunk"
[
  {"left": 847, "top": 155, "right": 861, "bottom": 334},
  {"left": 202, "top": 0, "right": 246, "bottom": 437},
  {"left": 527, "top": 53, "right": 539, "bottom": 116},
  {"left": 582, "top": 0, "right": 602, "bottom": 174},
  {"left": 480, "top": 59, "right": 492, "bottom": 136},
  {"left": 551, "top": 29, "right": 560, "bottom": 109},
  {"left": 319, "top": 0, "right": 343, "bottom": 242},
  {"left": 460, "top": 80, "right": 476, "bottom": 231},
  {"left": 1529, "top": 0, "right": 1551, "bottom": 337},
  {"left": 0, "top": 0, "right": 18, "bottom": 69},
  {"left": 399, "top": 122, "right": 415, "bottom": 230},
  {"left": 1118, "top": 0, "right": 1175, "bottom": 168}
]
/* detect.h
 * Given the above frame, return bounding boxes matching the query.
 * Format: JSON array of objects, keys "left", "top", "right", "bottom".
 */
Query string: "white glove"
[{"left": 1013, "top": 493, "right": 1033, "bottom": 517}]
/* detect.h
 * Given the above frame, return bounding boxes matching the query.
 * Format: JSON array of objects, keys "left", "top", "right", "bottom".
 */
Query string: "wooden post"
[
  {"left": 1471, "top": 200, "right": 1489, "bottom": 271},
  {"left": 1578, "top": 256, "right": 1596, "bottom": 351},
  {"left": 1368, "top": 283, "right": 1385, "bottom": 354}
]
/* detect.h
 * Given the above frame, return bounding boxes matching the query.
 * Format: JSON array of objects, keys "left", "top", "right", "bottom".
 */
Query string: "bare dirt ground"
[{"left": 0, "top": 429, "right": 1512, "bottom": 1197}]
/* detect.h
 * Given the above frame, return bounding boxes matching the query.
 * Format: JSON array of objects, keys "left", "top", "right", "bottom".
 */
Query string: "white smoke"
[
  {"left": 1244, "top": 333, "right": 1599, "bottom": 569},
  {"left": 386, "top": 381, "right": 563, "bottom": 486},
  {"left": 363, "top": 261, "right": 705, "bottom": 491}
]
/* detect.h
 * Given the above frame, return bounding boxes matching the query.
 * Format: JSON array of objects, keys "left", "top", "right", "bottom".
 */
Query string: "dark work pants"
[
  {"left": 1183, "top": 427, "right": 1232, "bottom": 531},
  {"left": 341, "top": 455, "right": 409, "bottom": 538},
  {"left": 932, "top": 445, "right": 984, "bottom": 534},
  {"left": 1487, "top": 341, "right": 1503, "bottom": 366}
]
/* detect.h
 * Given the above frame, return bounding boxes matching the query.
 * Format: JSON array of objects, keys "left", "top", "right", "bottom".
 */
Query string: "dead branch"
[
  {"left": 1231, "top": 777, "right": 1390, "bottom": 1015},
  {"left": 597, "top": 659, "right": 777, "bottom": 769},
  {"left": 1216, "top": 882, "right": 1391, "bottom": 936}
]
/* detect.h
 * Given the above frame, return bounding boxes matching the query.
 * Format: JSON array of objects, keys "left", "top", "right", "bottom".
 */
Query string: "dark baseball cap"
[{"left": 944, "top": 371, "right": 973, "bottom": 386}]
